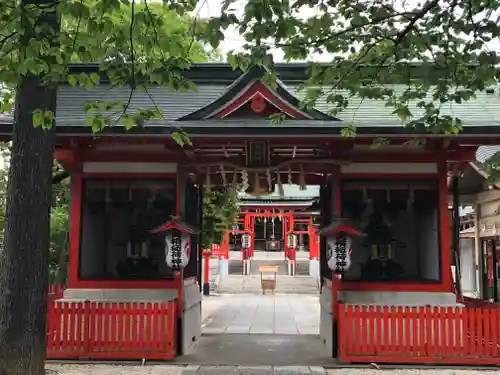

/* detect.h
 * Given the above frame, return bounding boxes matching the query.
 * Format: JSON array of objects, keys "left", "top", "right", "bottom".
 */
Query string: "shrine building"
[{"left": 1, "top": 62, "right": 500, "bottom": 364}]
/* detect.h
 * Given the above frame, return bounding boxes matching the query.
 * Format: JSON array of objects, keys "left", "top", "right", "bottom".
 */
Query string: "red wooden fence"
[
  {"left": 47, "top": 301, "right": 176, "bottom": 360},
  {"left": 338, "top": 304, "right": 500, "bottom": 365},
  {"left": 47, "top": 284, "right": 65, "bottom": 305}
]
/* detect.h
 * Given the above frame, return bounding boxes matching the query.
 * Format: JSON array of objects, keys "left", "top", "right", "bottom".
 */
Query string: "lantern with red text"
[
  {"left": 317, "top": 218, "right": 364, "bottom": 273},
  {"left": 287, "top": 233, "right": 298, "bottom": 249},
  {"left": 241, "top": 233, "right": 251, "bottom": 249},
  {"left": 150, "top": 217, "right": 198, "bottom": 270}
]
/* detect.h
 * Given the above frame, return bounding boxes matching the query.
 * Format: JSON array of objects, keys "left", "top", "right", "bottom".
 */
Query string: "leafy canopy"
[
  {"left": 204, "top": 0, "right": 500, "bottom": 137},
  {"left": 0, "top": 0, "right": 211, "bottom": 138}
]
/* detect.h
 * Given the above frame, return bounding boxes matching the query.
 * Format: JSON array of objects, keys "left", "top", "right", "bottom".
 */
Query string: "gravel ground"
[
  {"left": 46, "top": 364, "right": 185, "bottom": 375},
  {"left": 326, "top": 370, "right": 500, "bottom": 375},
  {"left": 47, "top": 364, "right": 500, "bottom": 375}
]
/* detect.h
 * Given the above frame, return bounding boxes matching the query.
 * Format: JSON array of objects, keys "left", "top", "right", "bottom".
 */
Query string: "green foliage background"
[{"left": 201, "top": 186, "right": 240, "bottom": 250}]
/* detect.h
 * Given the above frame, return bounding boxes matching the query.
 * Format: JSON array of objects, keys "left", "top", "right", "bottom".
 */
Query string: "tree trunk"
[{"left": 0, "top": 0, "right": 58, "bottom": 374}]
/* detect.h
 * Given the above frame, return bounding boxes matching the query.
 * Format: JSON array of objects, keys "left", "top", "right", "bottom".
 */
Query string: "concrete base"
[
  {"left": 182, "top": 283, "right": 202, "bottom": 355},
  {"left": 219, "top": 258, "right": 229, "bottom": 278},
  {"left": 61, "top": 288, "right": 178, "bottom": 302},
  {"left": 319, "top": 283, "right": 333, "bottom": 356},
  {"left": 243, "top": 259, "right": 251, "bottom": 275},
  {"left": 287, "top": 260, "right": 296, "bottom": 276},
  {"left": 309, "top": 259, "right": 320, "bottom": 278},
  {"left": 339, "top": 290, "right": 460, "bottom": 306}
]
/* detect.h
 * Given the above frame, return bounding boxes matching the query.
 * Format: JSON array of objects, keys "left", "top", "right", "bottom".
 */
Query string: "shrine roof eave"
[
  {"left": 63, "top": 62, "right": 490, "bottom": 85},
  {"left": 1, "top": 123, "right": 500, "bottom": 142}
]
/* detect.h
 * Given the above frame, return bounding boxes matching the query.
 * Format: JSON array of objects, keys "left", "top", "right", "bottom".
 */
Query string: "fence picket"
[
  {"left": 46, "top": 299, "right": 177, "bottom": 360},
  {"left": 338, "top": 304, "right": 500, "bottom": 365}
]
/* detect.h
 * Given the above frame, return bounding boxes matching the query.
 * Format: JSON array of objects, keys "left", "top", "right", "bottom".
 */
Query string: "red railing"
[
  {"left": 461, "top": 296, "right": 500, "bottom": 308},
  {"left": 338, "top": 304, "right": 500, "bottom": 365},
  {"left": 47, "top": 301, "right": 177, "bottom": 360},
  {"left": 47, "top": 284, "right": 65, "bottom": 304}
]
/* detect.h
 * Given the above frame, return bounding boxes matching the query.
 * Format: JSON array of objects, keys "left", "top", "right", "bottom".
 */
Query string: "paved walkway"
[
  {"left": 183, "top": 366, "right": 326, "bottom": 375},
  {"left": 177, "top": 334, "right": 331, "bottom": 366},
  {"left": 202, "top": 293, "right": 320, "bottom": 335}
]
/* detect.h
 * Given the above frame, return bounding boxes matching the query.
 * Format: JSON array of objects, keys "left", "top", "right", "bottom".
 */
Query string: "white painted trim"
[
  {"left": 341, "top": 162, "right": 437, "bottom": 174},
  {"left": 82, "top": 162, "right": 177, "bottom": 173}
]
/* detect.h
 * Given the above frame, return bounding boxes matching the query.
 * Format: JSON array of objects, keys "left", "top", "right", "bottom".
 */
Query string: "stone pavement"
[
  {"left": 182, "top": 366, "right": 326, "bottom": 375},
  {"left": 201, "top": 293, "right": 319, "bottom": 335},
  {"left": 177, "top": 334, "right": 332, "bottom": 366}
]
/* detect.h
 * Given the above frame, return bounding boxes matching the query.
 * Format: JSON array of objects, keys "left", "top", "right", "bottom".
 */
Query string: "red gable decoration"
[
  {"left": 177, "top": 66, "right": 339, "bottom": 122},
  {"left": 213, "top": 82, "right": 309, "bottom": 119},
  {"left": 150, "top": 216, "right": 198, "bottom": 235}
]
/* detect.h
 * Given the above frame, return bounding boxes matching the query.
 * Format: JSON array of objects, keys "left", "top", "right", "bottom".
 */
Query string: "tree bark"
[{"left": 0, "top": 1, "right": 58, "bottom": 374}]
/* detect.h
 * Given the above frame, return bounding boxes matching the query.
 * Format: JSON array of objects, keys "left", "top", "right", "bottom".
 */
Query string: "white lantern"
[
  {"left": 164, "top": 232, "right": 191, "bottom": 269},
  {"left": 241, "top": 233, "right": 251, "bottom": 248},
  {"left": 287, "top": 233, "right": 298, "bottom": 249},
  {"left": 326, "top": 236, "right": 353, "bottom": 272},
  {"left": 318, "top": 219, "right": 363, "bottom": 274},
  {"left": 150, "top": 217, "right": 198, "bottom": 270}
]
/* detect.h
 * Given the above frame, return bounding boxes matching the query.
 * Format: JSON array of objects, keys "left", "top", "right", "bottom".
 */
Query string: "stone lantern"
[{"left": 150, "top": 217, "right": 198, "bottom": 270}]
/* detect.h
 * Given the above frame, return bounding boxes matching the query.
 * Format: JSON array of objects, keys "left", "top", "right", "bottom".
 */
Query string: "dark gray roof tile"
[{"left": 476, "top": 145, "right": 500, "bottom": 163}]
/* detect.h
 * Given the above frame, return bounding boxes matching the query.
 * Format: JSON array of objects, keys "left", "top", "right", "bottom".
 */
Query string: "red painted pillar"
[
  {"left": 289, "top": 213, "right": 295, "bottom": 261},
  {"left": 283, "top": 215, "right": 288, "bottom": 257},
  {"left": 308, "top": 216, "right": 319, "bottom": 260},
  {"left": 250, "top": 215, "right": 255, "bottom": 257},
  {"left": 224, "top": 231, "right": 230, "bottom": 259},
  {"left": 203, "top": 248, "right": 211, "bottom": 295},
  {"left": 332, "top": 172, "right": 342, "bottom": 357},
  {"left": 68, "top": 173, "right": 82, "bottom": 289},
  {"left": 243, "top": 212, "right": 249, "bottom": 265}
]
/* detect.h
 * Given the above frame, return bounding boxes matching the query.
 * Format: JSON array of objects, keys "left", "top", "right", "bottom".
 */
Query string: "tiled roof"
[
  {"left": 476, "top": 145, "right": 500, "bottom": 163},
  {"left": 2, "top": 64, "right": 500, "bottom": 129},
  {"left": 39, "top": 83, "right": 500, "bottom": 128},
  {"left": 2, "top": 85, "right": 500, "bottom": 129}
]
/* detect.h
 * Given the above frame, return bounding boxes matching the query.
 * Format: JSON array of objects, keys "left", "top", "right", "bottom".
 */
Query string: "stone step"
[
  {"left": 217, "top": 275, "right": 319, "bottom": 294},
  {"left": 296, "top": 261, "right": 310, "bottom": 275},
  {"left": 228, "top": 259, "right": 311, "bottom": 276}
]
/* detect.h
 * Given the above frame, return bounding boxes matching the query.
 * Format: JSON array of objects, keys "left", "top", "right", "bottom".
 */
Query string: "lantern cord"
[
  {"left": 220, "top": 164, "right": 227, "bottom": 185},
  {"left": 242, "top": 169, "right": 249, "bottom": 191},
  {"left": 266, "top": 168, "right": 272, "bottom": 189},
  {"left": 254, "top": 172, "right": 260, "bottom": 192},
  {"left": 288, "top": 166, "right": 292, "bottom": 185},
  {"left": 186, "top": 158, "right": 346, "bottom": 171},
  {"left": 231, "top": 171, "right": 238, "bottom": 193},
  {"left": 299, "top": 164, "right": 306, "bottom": 191}
]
